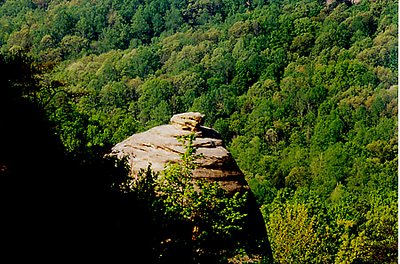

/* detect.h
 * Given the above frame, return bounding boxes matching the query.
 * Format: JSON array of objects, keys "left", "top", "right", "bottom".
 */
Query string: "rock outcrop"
[
  {"left": 109, "top": 112, "right": 272, "bottom": 258},
  {"left": 110, "top": 112, "right": 248, "bottom": 192},
  {"left": 326, "top": 0, "right": 361, "bottom": 5}
]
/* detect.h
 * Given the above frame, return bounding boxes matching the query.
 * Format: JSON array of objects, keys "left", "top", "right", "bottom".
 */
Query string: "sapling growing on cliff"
[{"left": 126, "top": 133, "right": 249, "bottom": 262}]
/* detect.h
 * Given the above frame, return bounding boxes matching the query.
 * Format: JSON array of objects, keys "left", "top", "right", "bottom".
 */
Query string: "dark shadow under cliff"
[
  {"left": 0, "top": 53, "right": 273, "bottom": 263},
  {"left": 0, "top": 53, "right": 151, "bottom": 262}
]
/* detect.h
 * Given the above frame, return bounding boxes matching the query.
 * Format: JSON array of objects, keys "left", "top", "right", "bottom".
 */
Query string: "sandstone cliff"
[
  {"left": 110, "top": 112, "right": 272, "bottom": 258},
  {"left": 111, "top": 112, "right": 248, "bottom": 192}
]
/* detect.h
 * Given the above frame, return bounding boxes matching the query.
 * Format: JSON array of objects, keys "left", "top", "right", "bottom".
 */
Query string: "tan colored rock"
[
  {"left": 326, "top": 0, "right": 360, "bottom": 5},
  {"left": 170, "top": 112, "right": 204, "bottom": 131},
  {"left": 110, "top": 112, "right": 246, "bottom": 192},
  {"left": 109, "top": 112, "right": 272, "bottom": 258}
]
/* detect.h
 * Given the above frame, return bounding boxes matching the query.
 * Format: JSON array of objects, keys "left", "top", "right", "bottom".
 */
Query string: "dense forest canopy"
[{"left": 0, "top": 0, "right": 397, "bottom": 262}]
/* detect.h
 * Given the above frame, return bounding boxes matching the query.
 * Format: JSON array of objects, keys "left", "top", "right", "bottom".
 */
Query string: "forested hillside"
[{"left": 0, "top": 0, "right": 397, "bottom": 262}]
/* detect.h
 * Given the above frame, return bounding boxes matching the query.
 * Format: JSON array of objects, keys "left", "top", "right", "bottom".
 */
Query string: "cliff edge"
[{"left": 110, "top": 112, "right": 272, "bottom": 259}]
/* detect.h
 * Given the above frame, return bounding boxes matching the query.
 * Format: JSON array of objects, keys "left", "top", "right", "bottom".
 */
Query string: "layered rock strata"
[
  {"left": 110, "top": 112, "right": 248, "bottom": 192},
  {"left": 110, "top": 112, "right": 272, "bottom": 258}
]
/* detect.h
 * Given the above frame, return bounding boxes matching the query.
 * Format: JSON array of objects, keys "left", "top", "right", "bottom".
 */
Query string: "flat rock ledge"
[{"left": 109, "top": 112, "right": 248, "bottom": 192}]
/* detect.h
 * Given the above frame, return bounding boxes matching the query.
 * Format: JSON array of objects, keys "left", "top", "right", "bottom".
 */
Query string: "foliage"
[
  {"left": 0, "top": 51, "right": 154, "bottom": 262},
  {"left": 125, "top": 134, "right": 249, "bottom": 262},
  {"left": 0, "top": 0, "right": 397, "bottom": 262},
  {"left": 266, "top": 202, "right": 321, "bottom": 263}
]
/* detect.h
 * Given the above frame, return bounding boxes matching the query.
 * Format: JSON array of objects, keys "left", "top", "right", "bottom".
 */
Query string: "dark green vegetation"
[
  {"left": 0, "top": 0, "right": 397, "bottom": 262},
  {"left": 0, "top": 51, "right": 155, "bottom": 262}
]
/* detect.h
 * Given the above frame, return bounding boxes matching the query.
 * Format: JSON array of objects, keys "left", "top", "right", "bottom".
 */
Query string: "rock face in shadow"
[{"left": 110, "top": 112, "right": 272, "bottom": 258}]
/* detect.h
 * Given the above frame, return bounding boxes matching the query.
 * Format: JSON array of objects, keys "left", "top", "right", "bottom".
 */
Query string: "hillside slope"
[{"left": 0, "top": 0, "right": 397, "bottom": 262}]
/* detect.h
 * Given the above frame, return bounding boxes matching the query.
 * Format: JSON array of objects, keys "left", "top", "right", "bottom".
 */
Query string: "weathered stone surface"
[
  {"left": 109, "top": 112, "right": 272, "bottom": 258},
  {"left": 110, "top": 112, "right": 247, "bottom": 192},
  {"left": 326, "top": 0, "right": 360, "bottom": 5},
  {"left": 170, "top": 112, "right": 204, "bottom": 131}
]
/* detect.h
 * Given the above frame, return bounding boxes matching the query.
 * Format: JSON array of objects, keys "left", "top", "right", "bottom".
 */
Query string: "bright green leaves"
[
  {"left": 266, "top": 202, "right": 321, "bottom": 263},
  {"left": 263, "top": 188, "right": 398, "bottom": 264},
  {"left": 156, "top": 134, "right": 248, "bottom": 242},
  {"left": 130, "top": 6, "right": 151, "bottom": 43},
  {"left": 3, "top": 0, "right": 397, "bottom": 261},
  {"left": 125, "top": 133, "right": 249, "bottom": 261},
  {"left": 165, "top": 7, "right": 184, "bottom": 32},
  {"left": 312, "top": 109, "right": 344, "bottom": 151},
  {"left": 137, "top": 78, "right": 174, "bottom": 128}
]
